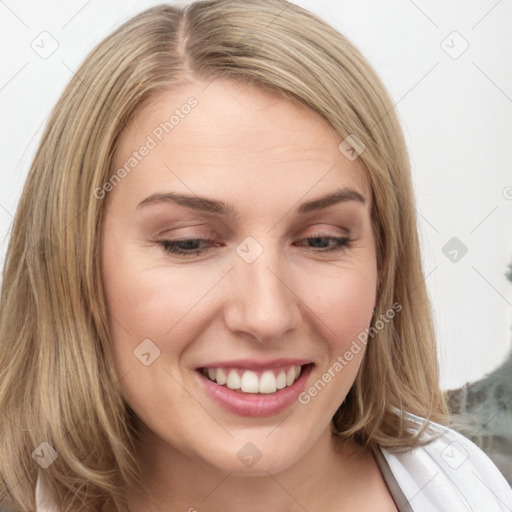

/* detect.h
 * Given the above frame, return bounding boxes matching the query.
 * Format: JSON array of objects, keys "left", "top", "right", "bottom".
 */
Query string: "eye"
[
  {"left": 294, "top": 234, "right": 352, "bottom": 252},
  {"left": 156, "top": 232, "right": 352, "bottom": 258},
  {"left": 158, "top": 238, "right": 214, "bottom": 257}
]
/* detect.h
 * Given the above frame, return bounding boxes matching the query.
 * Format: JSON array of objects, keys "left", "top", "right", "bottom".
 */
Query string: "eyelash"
[{"left": 157, "top": 233, "right": 352, "bottom": 258}]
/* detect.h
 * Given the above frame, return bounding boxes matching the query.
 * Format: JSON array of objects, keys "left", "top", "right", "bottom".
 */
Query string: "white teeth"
[
  {"left": 259, "top": 371, "right": 277, "bottom": 393},
  {"left": 216, "top": 368, "right": 227, "bottom": 385},
  {"left": 240, "top": 370, "right": 259, "bottom": 393},
  {"left": 276, "top": 370, "right": 287, "bottom": 390},
  {"left": 226, "top": 369, "right": 241, "bottom": 390},
  {"left": 286, "top": 367, "right": 296, "bottom": 386},
  {"left": 203, "top": 365, "right": 305, "bottom": 394}
]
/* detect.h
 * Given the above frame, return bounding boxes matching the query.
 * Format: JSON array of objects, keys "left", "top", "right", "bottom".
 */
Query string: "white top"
[
  {"left": 375, "top": 412, "right": 512, "bottom": 511},
  {"left": 34, "top": 413, "right": 512, "bottom": 511}
]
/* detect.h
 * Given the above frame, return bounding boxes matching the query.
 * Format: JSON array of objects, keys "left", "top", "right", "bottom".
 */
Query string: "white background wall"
[{"left": 1, "top": 0, "right": 511, "bottom": 390}]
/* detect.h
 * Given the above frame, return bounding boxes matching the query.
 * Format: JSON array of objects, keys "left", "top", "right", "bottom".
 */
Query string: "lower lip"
[{"left": 196, "top": 364, "right": 313, "bottom": 417}]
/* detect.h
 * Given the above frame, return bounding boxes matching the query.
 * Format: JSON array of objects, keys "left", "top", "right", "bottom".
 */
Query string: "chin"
[{"left": 190, "top": 429, "right": 314, "bottom": 476}]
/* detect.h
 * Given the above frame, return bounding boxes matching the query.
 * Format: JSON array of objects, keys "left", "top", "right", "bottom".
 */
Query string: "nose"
[{"left": 223, "top": 243, "right": 301, "bottom": 344}]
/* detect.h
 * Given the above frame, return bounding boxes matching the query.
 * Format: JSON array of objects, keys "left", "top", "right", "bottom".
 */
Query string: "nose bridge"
[{"left": 225, "top": 236, "right": 300, "bottom": 342}]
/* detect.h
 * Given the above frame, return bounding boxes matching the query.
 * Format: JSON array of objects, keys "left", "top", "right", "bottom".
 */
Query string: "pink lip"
[
  {"left": 195, "top": 363, "right": 313, "bottom": 417},
  {"left": 195, "top": 358, "right": 311, "bottom": 371}
]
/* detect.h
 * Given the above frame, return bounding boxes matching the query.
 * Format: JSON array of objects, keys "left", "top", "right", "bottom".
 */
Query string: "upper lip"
[{"left": 195, "top": 358, "right": 312, "bottom": 370}]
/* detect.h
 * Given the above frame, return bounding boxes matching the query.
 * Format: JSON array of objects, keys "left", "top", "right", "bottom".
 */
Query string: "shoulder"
[{"left": 380, "top": 410, "right": 512, "bottom": 511}]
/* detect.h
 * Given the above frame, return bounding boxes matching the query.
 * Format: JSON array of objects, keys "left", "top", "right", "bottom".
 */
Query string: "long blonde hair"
[{"left": 0, "top": 1, "right": 448, "bottom": 510}]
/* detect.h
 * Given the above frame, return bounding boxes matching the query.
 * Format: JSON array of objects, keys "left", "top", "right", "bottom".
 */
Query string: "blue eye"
[{"left": 157, "top": 234, "right": 352, "bottom": 258}]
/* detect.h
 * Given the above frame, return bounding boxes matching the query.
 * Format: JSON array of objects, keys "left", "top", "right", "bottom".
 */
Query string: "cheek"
[
  {"left": 309, "top": 266, "right": 376, "bottom": 347},
  {"left": 100, "top": 237, "right": 222, "bottom": 363},
  {"left": 100, "top": 239, "right": 209, "bottom": 427},
  {"left": 295, "top": 269, "right": 375, "bottom": 413}
]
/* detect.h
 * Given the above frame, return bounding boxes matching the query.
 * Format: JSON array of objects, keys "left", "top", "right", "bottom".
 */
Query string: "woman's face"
[{"left": 101, "top": 78, "right": 377, "bottom": 474}]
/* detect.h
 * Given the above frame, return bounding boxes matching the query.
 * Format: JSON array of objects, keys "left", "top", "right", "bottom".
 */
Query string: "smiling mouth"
[{"left": 198, "top": 364, "right": 311, "bottom": 395}]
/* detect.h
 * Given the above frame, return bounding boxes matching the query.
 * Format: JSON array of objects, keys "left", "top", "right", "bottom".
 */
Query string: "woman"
[{"left": 0, "top": 1, "right": 510, "bottom": 510}]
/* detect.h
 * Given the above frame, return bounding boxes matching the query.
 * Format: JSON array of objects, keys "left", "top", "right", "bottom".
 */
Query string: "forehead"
[{"left": 110, "top": 78, "right": 371, "bottom": 210}]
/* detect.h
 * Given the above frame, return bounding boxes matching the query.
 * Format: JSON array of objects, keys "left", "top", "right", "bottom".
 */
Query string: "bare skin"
[{"left": 100, "top": 77, "right": 398, "bottom": 511}]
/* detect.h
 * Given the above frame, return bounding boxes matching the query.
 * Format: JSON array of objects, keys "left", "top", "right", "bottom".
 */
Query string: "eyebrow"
[{"left": 136, "top": 187, "right": 366, "bottom": 216}]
